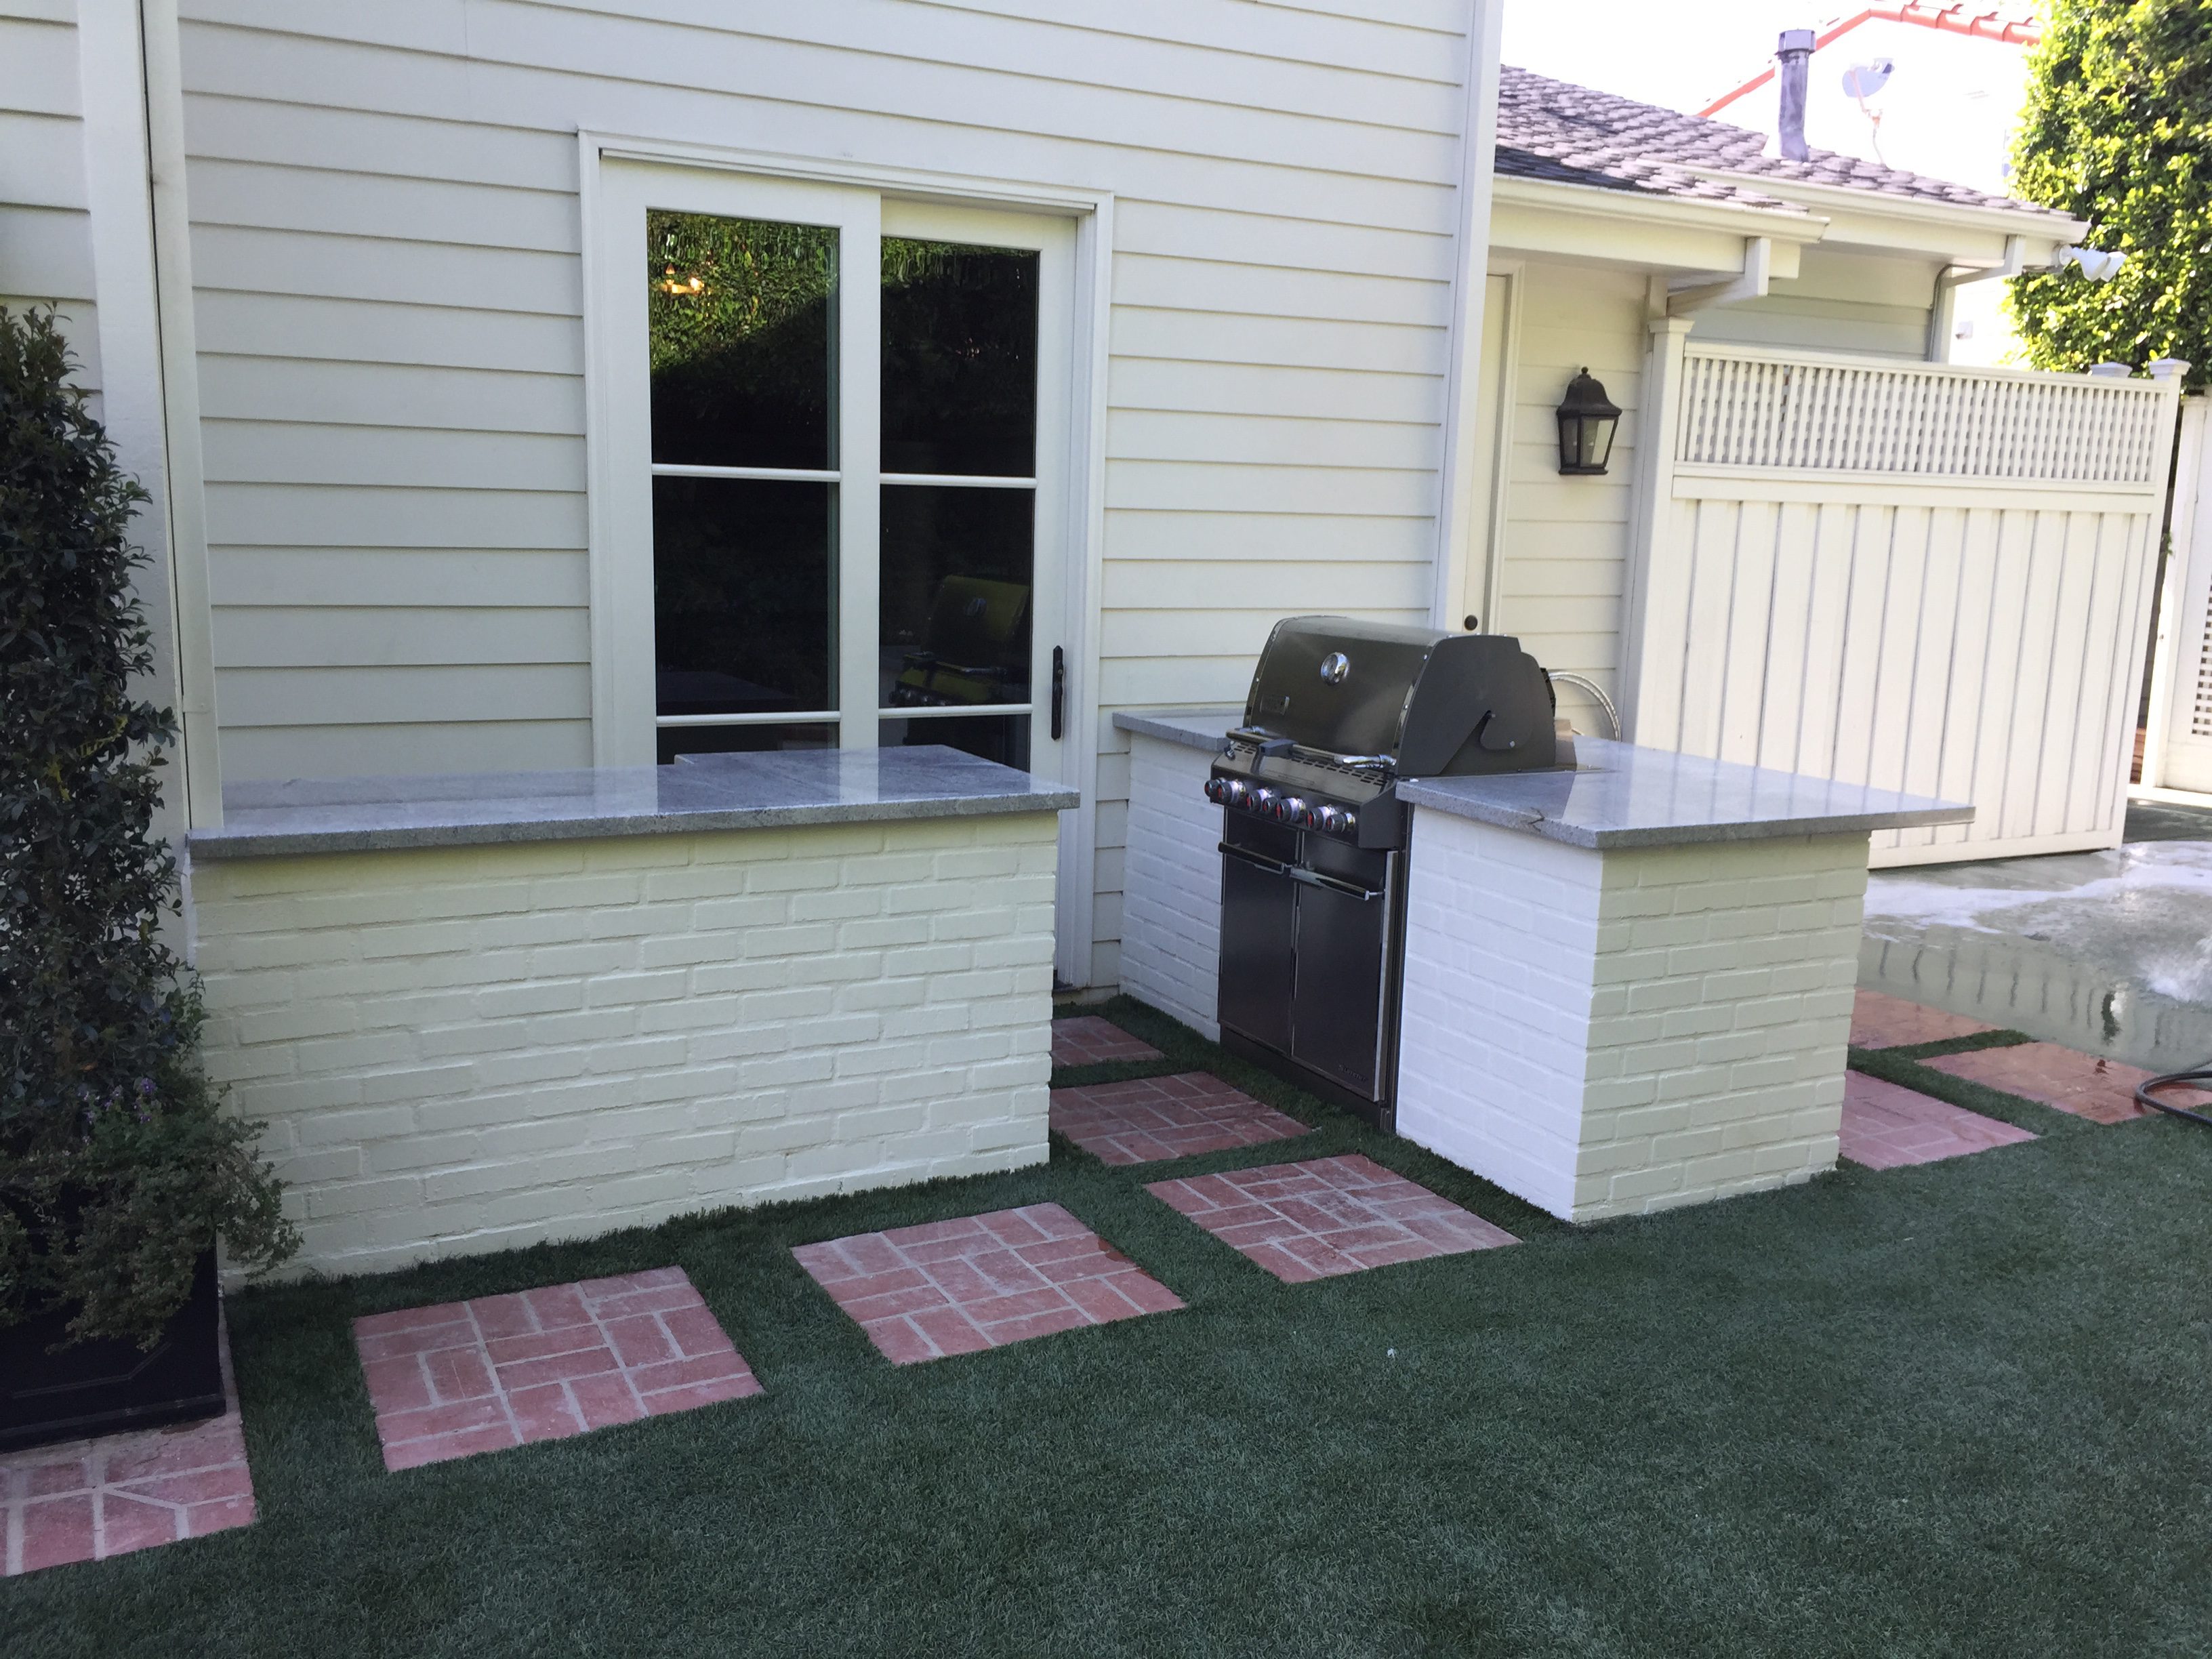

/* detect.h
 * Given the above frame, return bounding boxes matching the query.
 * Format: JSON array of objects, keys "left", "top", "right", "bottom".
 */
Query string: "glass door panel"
[
  {"left": 646, "top": 209, "right": 843, "bottom": 754},
  {"left": 880, "top": 240, "right": 1038, "bottom": 478},
  {"left": 878, "top": 234, "right": 1043, "bottom": 768},
  {"left": 648, "top": 213, "right": 837, "bottom": 470}
]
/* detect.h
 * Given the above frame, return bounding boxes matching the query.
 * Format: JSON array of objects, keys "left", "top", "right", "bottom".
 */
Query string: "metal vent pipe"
[{"left": 1776, "top": 28, "right": 1816, "bottom": 161}]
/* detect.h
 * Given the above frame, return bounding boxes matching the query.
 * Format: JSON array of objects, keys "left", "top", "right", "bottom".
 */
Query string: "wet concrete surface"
[{"left": 1860, "top": 796, "right": 2212, "bottom": 1074}]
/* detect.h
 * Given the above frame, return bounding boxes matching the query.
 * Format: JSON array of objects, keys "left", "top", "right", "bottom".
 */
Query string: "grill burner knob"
[
  {"left": 1251, "top": 787, "right": 1276, "bottom": 816},
  {"left": 1202, "top": 777, "right": 1223, "bottom": 803},
  {"left": 1225, "top": 779, "right": 1250, "bottom": 807},
  {"left": 1315, "top": 804, "right": 1345, "bottom": 834},
  {"left": 1277, "top": 796, "right": 1309, "bottom": 825}
]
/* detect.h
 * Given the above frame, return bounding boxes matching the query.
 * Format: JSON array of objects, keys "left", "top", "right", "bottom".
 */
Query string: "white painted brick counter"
[
  {"left": 1113, "top": 712, "right": 1235, "bottom": 1041},
  {"left": 192, "top": 814, "right": 1059, "bottom": 1275},
  {"left": 1395, "top": 815, "right": 1868, "bottom": 1221}
]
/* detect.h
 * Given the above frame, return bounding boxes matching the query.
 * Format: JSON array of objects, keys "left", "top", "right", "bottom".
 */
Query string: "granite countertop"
[
  {"left": 189, "top": 746, "right": 1079, "bottom": 859},
  {"left": 1397, "top": 737, "right": 1972, "bottom": 848},
  {"left": 1112, "top": 708, "right": 1240, "bottom": 752}
]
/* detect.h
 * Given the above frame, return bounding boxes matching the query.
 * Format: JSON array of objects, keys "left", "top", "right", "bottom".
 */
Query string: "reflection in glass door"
[
  {"left": 878, "top": 238, "right": 1040, "bottom": 769},
  {"left": 647, "top": 212, "right": 841, "bottom": 762}
]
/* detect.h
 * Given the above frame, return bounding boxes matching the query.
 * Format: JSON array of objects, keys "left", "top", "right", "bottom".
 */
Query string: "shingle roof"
[{"left": 1496, "top": 64, "right": 2068, "bottom": 220}]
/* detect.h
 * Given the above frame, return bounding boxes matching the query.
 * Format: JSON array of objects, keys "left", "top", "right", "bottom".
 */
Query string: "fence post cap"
[{"left": 2148, "top": 357, "right": 2192, "bottom": 382}]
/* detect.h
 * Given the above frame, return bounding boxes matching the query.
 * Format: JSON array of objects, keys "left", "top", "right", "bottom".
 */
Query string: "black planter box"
[{"left": 1, "top": 1249, "right": 225, "bottom": 1454}]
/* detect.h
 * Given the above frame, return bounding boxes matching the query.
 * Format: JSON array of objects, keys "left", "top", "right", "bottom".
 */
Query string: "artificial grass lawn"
[{"left": 8, "top": 997, "right": 2212, "bottom": 1656}]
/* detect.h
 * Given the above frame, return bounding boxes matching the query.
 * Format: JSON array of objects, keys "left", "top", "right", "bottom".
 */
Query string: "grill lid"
[{"left": 1240, "top": 615, "right": 1558, "bottom": 777}]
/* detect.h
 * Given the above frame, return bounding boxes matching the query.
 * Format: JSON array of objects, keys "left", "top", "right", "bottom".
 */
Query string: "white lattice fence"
[
  {"left": 1677, "top": 346, "right": 2169, "bottom": 484},
  {"left": 1630, "top": 343, "right": 2186, "bottom": 867}
]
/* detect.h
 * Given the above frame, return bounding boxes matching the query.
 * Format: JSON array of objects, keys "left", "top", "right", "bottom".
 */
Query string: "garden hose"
[{"left": 2134, "top": 1055, "right": 2212, "bottom": 1128}]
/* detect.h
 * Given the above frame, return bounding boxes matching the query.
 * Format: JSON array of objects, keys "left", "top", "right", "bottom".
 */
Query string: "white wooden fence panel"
[{"left": 1637, "top": 344, "right": 2182, "bottom": 866}]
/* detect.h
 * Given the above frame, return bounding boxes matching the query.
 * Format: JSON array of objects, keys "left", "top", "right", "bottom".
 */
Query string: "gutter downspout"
[{"left": 1926, "top": 233, "right": 2026, "bottom": 361}]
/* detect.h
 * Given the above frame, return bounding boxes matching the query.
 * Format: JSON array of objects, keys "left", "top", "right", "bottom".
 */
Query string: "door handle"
[
  {"left": 1218, "top": 842, "right": 1380, "bottom": 902},
  {"left": 1050, "top": 646, "right": 1065, "bottom": 741}
]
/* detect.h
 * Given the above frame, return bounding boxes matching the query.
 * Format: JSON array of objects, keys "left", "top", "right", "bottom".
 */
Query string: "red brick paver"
[
  {"left": 354, "top": 1267, "right": 758, "bottom": 1471},
  {"left": 794, "top": 1204, "right": 1182, "bottom": 1365},
  {"left": 2, "top": 1321, "right": 255, "bottom": 1577},
  {"left": 1147, "top": 1154, "right": 1517, "bottom": 1284},
  {"left": 1051, "top": 1015, "right": 1164, "bottom": 1068},
  {"left": 1838, "top": 1069, "right": 2036, "bottom": 1170},
  {"left": 1923, "top": 1042, "right": 2200, "bottom": 1125},
  {"left": 1051, "top": 1071, "right": 1309, "bottom": 1165},
  {"left": 1850, "top": 989, "right": 1996, "bottom": 1050}
]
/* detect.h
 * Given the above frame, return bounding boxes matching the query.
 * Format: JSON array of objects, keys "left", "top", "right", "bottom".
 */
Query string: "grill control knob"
[
  {"left": 1225, "top": 779, "right": 1250, "bottom": 808},
  {"left": 1342, "top": 810, "right": 1358, "bottom": 837},
  {"left": 1202, "top": 777, "right": 1224, "bottom": 804},
  {"left": 1315, "top": 804, "right": 1345, "bottom": 834},
  {"left": 1277, "top": 796, "right": 1309, "bottom": 825},
  {"left": 1251, "top": 787, "right": 1276, "bottom": 815}
]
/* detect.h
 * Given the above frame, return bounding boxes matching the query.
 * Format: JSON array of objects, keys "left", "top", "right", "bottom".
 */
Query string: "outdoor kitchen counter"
[
  {"left": 1397, "top": 737, "right": 1972, "bottom": 848},
  {"left": 184, "top": 745, "right": 1072, "bottom": 1280},
  {"left": 190, "top": 745, "right": 1077, "bottom": 859}
]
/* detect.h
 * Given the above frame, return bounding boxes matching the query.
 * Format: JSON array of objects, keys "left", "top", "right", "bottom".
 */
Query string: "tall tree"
[{"left": 2009, "top": 0, "right": 2212, "bottom": 386}]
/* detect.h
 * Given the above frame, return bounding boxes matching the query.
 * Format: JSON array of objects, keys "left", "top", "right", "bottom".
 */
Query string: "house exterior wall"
[
  {"left": 1486, "top": 259, "right": 1645, "bottom": 736},
  {"left": 169, "top": 0, "right": 1492, "bottom": 987},
  {"left": 191, "top": 813, "right": 1059, "bottom": 1276},
  {"left": 1, "top": 0, "right": 100, "bottom": 391},
  {"left": 1692, "top": 248, "right": 1940, "bottom": 362},
  {"left": 1117, "top": 731, "right": 1224, "bottom": 1040}
]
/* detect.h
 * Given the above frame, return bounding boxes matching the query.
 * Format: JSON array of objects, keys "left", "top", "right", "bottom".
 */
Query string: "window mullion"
[{"left": 836, "top": 206, "right": 883, "bottom": 750}]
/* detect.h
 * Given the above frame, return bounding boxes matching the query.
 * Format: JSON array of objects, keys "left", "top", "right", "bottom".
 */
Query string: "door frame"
[{"left": 579, "top": 132, "right": 1114, "bottom": 986}]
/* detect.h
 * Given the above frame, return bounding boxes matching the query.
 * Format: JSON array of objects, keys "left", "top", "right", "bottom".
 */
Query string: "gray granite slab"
[
  {"left": 1397, "top": 737, "right": 1973, "bottom": 849},
  {"left": 190, "top": 745, "right": 1078, "bottom": 859},
  {"left": 1112, "top": 708, "right": 1241, "bottom": 753}
]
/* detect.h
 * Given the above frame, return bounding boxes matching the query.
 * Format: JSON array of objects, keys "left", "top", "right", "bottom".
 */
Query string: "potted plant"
[{"left": 1, "top": 306, "right": 297, "bottom": 1452}]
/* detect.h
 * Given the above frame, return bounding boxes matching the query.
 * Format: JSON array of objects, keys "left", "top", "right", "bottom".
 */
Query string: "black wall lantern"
[{"left": 1555, "top": 368, "right": 1621, "bottom": 476}]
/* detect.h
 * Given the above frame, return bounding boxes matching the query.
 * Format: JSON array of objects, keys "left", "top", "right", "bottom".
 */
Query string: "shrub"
[
  {"left": 2009, "top": 0, "right": 2212, "bottom": 386},
  {"left": 1, "top": 306, "right": 295, "bottom": 1348}
]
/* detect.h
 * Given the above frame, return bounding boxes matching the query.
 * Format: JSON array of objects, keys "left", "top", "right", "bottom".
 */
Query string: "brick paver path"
[
  {"left": 1051, "top": 1071, "right": 1309, "bottom": 1165},
  {"left": 794, "top": 1203, "right": 1183, "bottom": 1364},
  {"left": 1, "top": 1325, "right": 254, "bottom": 1577},
  {"left": 1838, "top": 1069, "right": 2036, "bottom": 1170},
  {"left": 1850, "top": 989, "right": 1996, "bottom": 1050},
  {"left": 1923, "top": 1042, "right": 2182, "bottom": 1126},
  {"left": 354, "top": 1267, "right": 758, "bottom": 1471},
  {"left": 1148, "top": 1154, "right": 1516, "bottom": 1283},
  {"left": 1051, "top": 1015, "right": 1164, "bottom": 1068}
]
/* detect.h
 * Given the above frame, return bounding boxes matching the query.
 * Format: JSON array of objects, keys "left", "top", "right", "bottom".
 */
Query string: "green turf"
[{"left": 8, "top": 999, "right": 2212, "bottom": 1657}]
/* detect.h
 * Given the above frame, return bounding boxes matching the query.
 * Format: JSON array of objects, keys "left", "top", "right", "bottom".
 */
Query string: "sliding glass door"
[{"left": 594, "top": 164, "right": 1071, "bottom": 773}]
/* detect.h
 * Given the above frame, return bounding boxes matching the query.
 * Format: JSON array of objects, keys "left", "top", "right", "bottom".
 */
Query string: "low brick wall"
[
  {"left": 190, "top": 815, "right": 1059, "bottom": 1276},
  {"left": 1118, "top": 734, "right": 1221, "bottom": 1040},
  {"left": 1396, "top": 814, "right": 1866, "bottom": 1222}
]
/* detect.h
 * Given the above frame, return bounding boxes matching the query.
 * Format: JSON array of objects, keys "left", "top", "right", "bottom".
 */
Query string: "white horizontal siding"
[
  {"left": 172, "top": 0, "right": 1479, "bottom": 996},
  {"left": 1490, "top": 260, "right": 1645, "bottom": 736},
  {"left": 0, "top": 11, "right": 100, "bottom": 390}
]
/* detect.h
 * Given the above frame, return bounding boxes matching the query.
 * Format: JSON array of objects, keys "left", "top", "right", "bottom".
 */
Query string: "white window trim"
[{"left": 577, "top": 132, "right": 1114, "bottom": 987}]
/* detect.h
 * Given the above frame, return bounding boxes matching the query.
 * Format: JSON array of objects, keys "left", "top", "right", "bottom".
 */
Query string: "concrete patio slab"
[
  {"left": 794, "top": 1204, "right": 1182, "bottom": 1364},
  {"left": 1050, "top": 1015, "right": 1164, "bottom": 1068},
  {"left": 1850, "top": 989, "right": 1996, "bottom": 1050},
  {"left": 1838, "top": 1070, "right": 2036, "bottom": 1169},
  {"left": 1147, "top": 1154, "right": 1516, "bottom": 1283},
  {"left": 1050, "top": 1072, "right": 1308, "bottom": 1165},
  {"left": 1, "top": 1318, "right": 254, "bottom": 1577},
  {"left": 353, "top": 1267, "right": 758, "bottom": 1471},
  {"left": 1922, "top": 1043, "right": 2192, "bottom": 1126}
]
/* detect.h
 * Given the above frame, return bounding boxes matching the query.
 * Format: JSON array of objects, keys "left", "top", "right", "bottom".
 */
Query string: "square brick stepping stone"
[
  {"left": 1051, "top": 1015, "right": 1164, "bottom": 1068},
  {"left": 1923, "top": 1043, "right": 2194, "bottom": 1126},
  {"left": 2, "top": 1322, "right": 255, "bottom": 1577},
  {"left": 1051, "top": 1071, "right": 1308, "bottom": 1165},
  {"left": 793, "top": 1203, "right": 1182, "bottom": 1365},
  {"left": 1851, "top": 989, "right": 1996, "bottom": 1050},
  {"left": 1839, "top": 1069, "right": 2036, "bottom": 1170},
  {"left": 353, "top": 1267, "right": 758, "bottom": 1472},
  {"left": 1147, "top": 1154, "right": 1516, "bottom": 1284}
]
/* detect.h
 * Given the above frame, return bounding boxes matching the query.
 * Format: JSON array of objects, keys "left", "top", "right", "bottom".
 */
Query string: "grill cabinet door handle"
[
  {"left": 1050, "top": 646, "right": 1065, "bottom": 741},
  {"left": 1218, "top": 842, "right": 1381, "bottom": 903}
]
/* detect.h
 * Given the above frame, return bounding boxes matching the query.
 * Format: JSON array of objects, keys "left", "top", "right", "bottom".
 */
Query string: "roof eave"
[
  {"left": 1682, "top": 167, "right": 2089, "bottom": 245},
  {"left": 1492, "top": 173, "right": 1831, "bottom": 244}
]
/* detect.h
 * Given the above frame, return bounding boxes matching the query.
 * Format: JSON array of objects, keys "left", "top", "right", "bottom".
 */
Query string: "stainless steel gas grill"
[{"left": 1204, "top": 617, "right": 1563, "bottom": 1126}]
